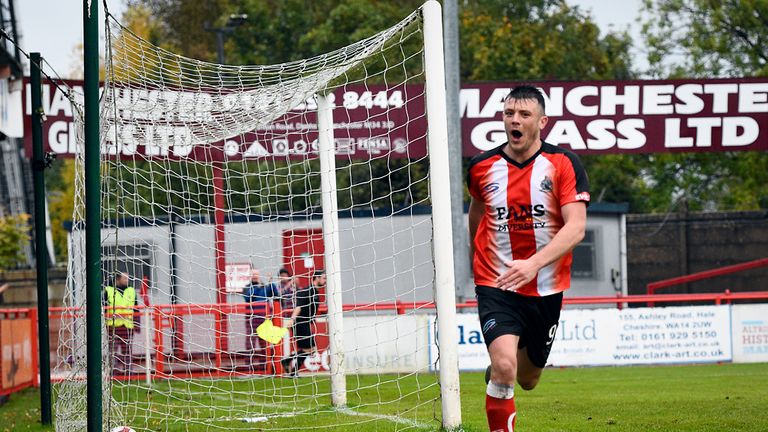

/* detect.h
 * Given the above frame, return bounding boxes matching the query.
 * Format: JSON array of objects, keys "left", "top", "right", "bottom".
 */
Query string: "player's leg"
[
  {"left": 293, "top": 321, "right": 314, "bottom": 375},
  {"left": 283, "top": 320, "right": 312, "bottom": 376},
  {"left": 114, "top": 326, "right": 130, "bottom": 373},
  {"left": 516, "top": 292, "right": 563, "bottom": 391},
  {"left": 486, "top": 335, "right": 519, "bottom": 431},
  {"left": 107, "top": 325, "right": 118, "bottom": 373},
  {"left": 125, "top": 327, "right": 134, "bottom": 375},
  {"left": 477, "top": 286, "right": 521, "bottom": 432},
  {"left": 488, "top": 334, "right": 520, "bottom": 384},
  {"left": 515, "top": 346, "right": 544, "bottom": 390}
]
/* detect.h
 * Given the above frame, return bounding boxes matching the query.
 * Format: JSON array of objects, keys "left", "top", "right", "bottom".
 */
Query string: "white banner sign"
[
  {"left": 550, "top": 305, "right": 732, "bottom": 366},
  {"left": 428, "top": 313, "right": 490, "bottom": 371},
  {"left": 433, "top": 305, "right": 733, "bottom": 370},
  {"left": 293, "top": 315, "right": 430, "bottom": 375},
  {"left": 225, "top": 262, "right": 252, "bottom": 293},
  {"left": 730, "top": 304, "right": 768, "bottom": 363}
]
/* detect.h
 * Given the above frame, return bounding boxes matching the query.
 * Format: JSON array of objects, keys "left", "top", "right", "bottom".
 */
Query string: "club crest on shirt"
[{"left": 539, "top": 175, "right": 553, "bottom": 193}]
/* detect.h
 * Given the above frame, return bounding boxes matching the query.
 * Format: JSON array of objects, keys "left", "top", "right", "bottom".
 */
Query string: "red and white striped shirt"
[{"left": 467, "top": 142, "right": 590, "bottom": 297}]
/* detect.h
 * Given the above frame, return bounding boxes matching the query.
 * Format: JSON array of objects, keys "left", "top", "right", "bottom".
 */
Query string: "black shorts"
[
  {"left": 476, "top": 285, "right": 563, "bottom": 368},
  {"left": 294, "top": 320, "right": 315, "bottom": 350}
]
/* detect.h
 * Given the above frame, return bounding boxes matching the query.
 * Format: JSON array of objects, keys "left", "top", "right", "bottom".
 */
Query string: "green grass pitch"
[{"left": 2, "top": 363, "right": 767, "bottom": 431}]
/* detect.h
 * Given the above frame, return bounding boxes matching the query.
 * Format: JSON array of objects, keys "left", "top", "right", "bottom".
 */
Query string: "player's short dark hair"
[
  {"left": 504, "top": 85, "right": 546, "bottom": 114},
  {"left": 313, "top": 270, "right": 325, "bottom": 279},
  {"left": 279, "top": 268, "right": 290, "bottom": 276}
]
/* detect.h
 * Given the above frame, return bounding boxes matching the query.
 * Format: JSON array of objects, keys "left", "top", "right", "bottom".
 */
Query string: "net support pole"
[
  {"left": 83, "top": 1, "right": 103, "bottom": 431},
  {"left": 30, "top": 52, "right": 52, "bottom": 426},
  {"left": 422, "top": 1, "right": 462, "bottom": 429},
  {"left": 317, "top": 94, "right": 346, "bottom": 407},
  {"left": 212, "top": 162, "right": 228, "bottom": 358}
]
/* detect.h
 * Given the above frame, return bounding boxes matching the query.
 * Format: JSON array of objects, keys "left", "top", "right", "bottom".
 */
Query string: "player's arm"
[
  {"left": 468, "top": 197, "right": 484, "bottom": 267},
  {"left": 496, "top": 201, "right": 587, "bottom": 290}
]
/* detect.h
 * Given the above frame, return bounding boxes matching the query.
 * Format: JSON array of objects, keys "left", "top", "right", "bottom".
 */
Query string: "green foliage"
[
  {"left": 635, "top": 0, "right": 768, "bottom": 212},
  {"left": 581, "top": 154, "right": 652, "bottom": 211},
  {"left": 460, "top": 1, "right": 634, "bottom": 81},
  {"left": 641, "top": 0, "right": 768, "bottom": 78},
  {"left": 0, "top": 213, "right": 31, "bottom": 269},
  {"left": 46, "top": 160, "right": 76, "bottom": 263},
  {"left": 128, "top": 0, "right": 233, "bottom": 62}
]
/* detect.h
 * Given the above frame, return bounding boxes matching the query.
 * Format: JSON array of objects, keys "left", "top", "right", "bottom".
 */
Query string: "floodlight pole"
[
  {"left": 84, "top": 1, "right": 103, "bottom": 431},
  {"left": 30, "top": 52, "right": 52, "bottom": 426},
  {"left": 443, "top": 0, "right": 470, "bottom": 303}
]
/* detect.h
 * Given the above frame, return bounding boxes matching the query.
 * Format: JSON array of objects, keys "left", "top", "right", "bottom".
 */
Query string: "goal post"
[
  {"left": 422, "top": 1, "right": 462, "bottom": 428},
  {"left": 317, "top": 94, "right": 347, "bottom": 408},
  {"left": 57, "top": 1, "right": 463, "bottom": 431}
]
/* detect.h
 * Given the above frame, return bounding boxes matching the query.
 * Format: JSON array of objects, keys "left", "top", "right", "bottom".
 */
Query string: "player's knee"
[
  {"left": 517, "top": 376, "right": 539, "bottom": 391},
  {"left": 491, "top": 357, "right": 517, "bottom": 383}
]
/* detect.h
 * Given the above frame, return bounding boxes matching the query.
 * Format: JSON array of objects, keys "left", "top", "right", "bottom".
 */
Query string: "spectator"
[
  {"left": 103, "top": 272, "right": 138, "bottom": 375},
  {"left": 281, "top": 270, "right": 325, "bottom": 377},
  {"left": 241, "top": 269, "right": 279, "bottom": 364},
  {"left": 273, "top": 268, "right": 296, "bottom": 310}
]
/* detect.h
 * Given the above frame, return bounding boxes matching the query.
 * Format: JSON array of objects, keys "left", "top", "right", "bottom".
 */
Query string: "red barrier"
[
  {"left": 45, "top": 290, "right": 768, "bottom": 382},
  {"left": 646, "top": 257, "right": 768, "bottom": 306},
  {"left": 0, "top": 308, "right": 36, "bottom": 396}
]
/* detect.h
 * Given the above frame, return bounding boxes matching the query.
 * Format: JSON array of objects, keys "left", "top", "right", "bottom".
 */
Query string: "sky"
[{"left": 15, "top": 0, "right": 647, "bottom": 79}]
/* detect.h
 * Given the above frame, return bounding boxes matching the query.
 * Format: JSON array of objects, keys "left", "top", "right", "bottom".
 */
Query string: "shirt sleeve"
[{"left": 558, "top": 152, "right": 590, "bottom": 206}]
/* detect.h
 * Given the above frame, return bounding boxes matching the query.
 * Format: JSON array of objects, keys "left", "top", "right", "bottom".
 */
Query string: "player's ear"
[{"left": 539, "top": 114, "right": 548, "bottom": 130}]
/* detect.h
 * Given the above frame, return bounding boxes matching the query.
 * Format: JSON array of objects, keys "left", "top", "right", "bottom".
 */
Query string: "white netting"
[{"left": 56, "top": 3, "right": 455, "bottom": 431}]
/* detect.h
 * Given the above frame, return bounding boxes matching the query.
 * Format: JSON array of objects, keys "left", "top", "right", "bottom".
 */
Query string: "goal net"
[{"left": 55, "top": 1, "right": 460, "bottom": 431}]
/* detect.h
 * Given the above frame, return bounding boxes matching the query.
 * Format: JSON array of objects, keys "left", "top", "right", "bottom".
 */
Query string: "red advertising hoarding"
[{"left": 23, "top": 77, "right": 768, "bottom": 159}]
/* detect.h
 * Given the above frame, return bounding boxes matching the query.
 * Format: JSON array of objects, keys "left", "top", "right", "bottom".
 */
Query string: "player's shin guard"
[{"left": 486, "top": 381, "right": 516, "bottom": 432}]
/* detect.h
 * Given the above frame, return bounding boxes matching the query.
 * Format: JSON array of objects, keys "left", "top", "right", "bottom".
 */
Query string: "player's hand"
[
  {"left": 283, "top": 318, "right": 293, "bottom": 328},
  {"left": 496, "top": 259, "right": 539, "bottom": 291}
]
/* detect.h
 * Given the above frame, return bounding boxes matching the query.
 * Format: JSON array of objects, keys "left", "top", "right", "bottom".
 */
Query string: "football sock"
[{"left": 486, "top": 381, "right": 516, "bottom": 432}]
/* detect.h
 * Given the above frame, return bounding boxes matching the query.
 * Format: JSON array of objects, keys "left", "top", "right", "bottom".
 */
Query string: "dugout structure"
[{"left": 56, "top": 1, "right": 461, "bottom": 431}]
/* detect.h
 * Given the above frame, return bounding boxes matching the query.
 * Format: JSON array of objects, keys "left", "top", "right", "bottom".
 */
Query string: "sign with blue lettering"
[{"left": 548, "top": 305, "right": 732, "bottom": 366}]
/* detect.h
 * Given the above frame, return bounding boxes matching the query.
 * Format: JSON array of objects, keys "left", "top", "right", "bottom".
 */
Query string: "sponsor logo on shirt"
[
  {"left": 495, "top": 205, "right": 545, "bottom": 220},
  {"left": 574, "top": 191, "right": 591, "bottom": 202}
]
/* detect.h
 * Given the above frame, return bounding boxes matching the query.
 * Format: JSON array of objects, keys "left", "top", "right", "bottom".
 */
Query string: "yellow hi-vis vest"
[{"left": 104, "top": 286, "right": 136, "bottom": 329}]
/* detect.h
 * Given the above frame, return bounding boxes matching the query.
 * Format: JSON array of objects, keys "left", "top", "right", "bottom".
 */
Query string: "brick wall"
[
  {"left": 0, "top": 268, "right": 67, "bottom": 308},
  {"left": 627, "top": 211, "right": 768, "bottom": 296}
]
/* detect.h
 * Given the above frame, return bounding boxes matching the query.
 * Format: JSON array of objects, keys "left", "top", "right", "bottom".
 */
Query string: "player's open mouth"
[{"left": 510, "top": 130, "right": 523, "bottom": 139}]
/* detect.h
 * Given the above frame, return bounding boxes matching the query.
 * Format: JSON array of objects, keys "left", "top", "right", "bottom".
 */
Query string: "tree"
[
  {"left": 47, "top": 160, "right": 76, "bottom": 263},
  {"left": 0, "top": 213, "right": 30, "bottom": 269},
  {"left": 128, "top": 0, "right": 232, "bottom": 62},
  {"left": 459, "top": 1, "right": 646, "bottom": 210},
  {"left": 460, "top": 1, "right": 633, "bottom": 81},
  {"left": 641, "top": 0, "right": 768, "bottom": 78},
  {"left": 636, "top": 0, "right": 768, "bottom": 212}
]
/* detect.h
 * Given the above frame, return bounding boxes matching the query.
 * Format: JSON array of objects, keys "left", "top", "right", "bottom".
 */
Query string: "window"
[
  {"left": 572, "top": 229, "right": 597, "bottom": 279},
  {"left": 101, "top": 243, "right": 153, "bottom": 289}
]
